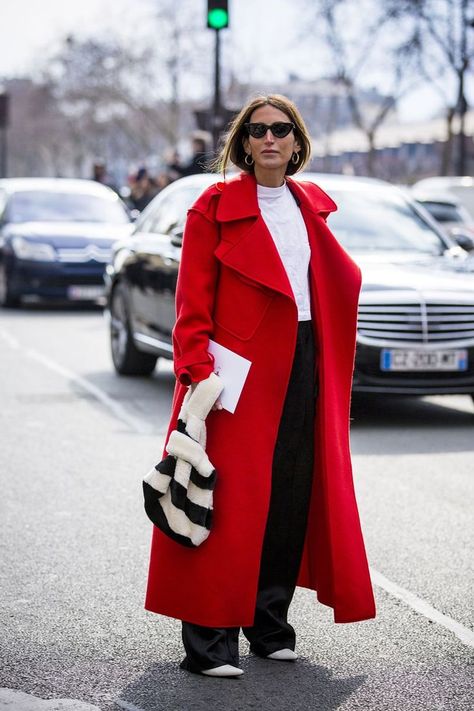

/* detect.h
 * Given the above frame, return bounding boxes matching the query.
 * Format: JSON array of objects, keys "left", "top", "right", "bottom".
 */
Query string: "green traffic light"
[{"left": 208, "top": 8, "right": 228, "bottom": 29}]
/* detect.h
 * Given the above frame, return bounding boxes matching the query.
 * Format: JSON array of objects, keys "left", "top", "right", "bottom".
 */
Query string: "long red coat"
[{"left": 145, "top": 172, "right": 376, "bottom": 626}]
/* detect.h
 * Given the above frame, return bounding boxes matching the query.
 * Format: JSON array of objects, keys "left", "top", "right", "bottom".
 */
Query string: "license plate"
[
  {"left": 380, "top": 349, "right": 468, "bottom": 372},
  {"left": 67, "top": 285, "right": 104, "bottom": 300}
]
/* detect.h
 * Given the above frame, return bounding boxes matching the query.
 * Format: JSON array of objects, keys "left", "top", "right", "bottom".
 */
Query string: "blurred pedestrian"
[
  {"left": 180, "top": 133, "right": 211, "bottom": 176},
  {"left": 155, "top": 171, "right": 173, "bottom": 191},
  {"left": 91, "top": 160, "right": 117, "bottom": 192},
  {"left": 129, "top": 167, "right": 158, "bottom": 212},
  {"left": 165, "top": 149, "right": 184, "bottom": 182},
  {"left": 144, "top": 94, "right": 376, "bottom": 677}
]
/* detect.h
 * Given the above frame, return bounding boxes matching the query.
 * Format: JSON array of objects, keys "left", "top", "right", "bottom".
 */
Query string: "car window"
[
  {"left": 134, "top": 198, "right": 160, "bottom": 233},
  {"left": 134, "top": 210, "right": 155, "bottom": 234},
  {"left": 146, "top": 187, "right": 202, "bottom": 235},
  {"left": 6, "top": 190, "right": 130, "bottom": 224},
  {"left": 419, "top": 201, "right": 464, "bottom": 224},
  {"left": 328, "top": 189, "right": 446, "bottom": 254}
]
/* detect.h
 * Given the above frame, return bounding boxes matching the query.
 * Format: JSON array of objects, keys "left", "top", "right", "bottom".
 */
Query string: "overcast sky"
[{"left": 0, "top": 0, "right": 469, "bottom": 123}]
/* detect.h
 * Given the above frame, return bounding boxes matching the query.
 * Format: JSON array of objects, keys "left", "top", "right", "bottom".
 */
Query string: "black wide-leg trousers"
[{"left": 180, "top": 320, "right": 317, "bottom": 673}]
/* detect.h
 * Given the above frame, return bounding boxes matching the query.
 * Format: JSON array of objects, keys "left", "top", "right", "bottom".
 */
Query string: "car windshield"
[
  {"left": 7, "top": 190, "right": 130, "bottom": 224},
  {"left": 327, "top": 188, "right": 446, "bottom": 254}
]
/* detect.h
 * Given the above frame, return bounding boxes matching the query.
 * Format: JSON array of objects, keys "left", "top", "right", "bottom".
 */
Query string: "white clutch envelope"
[{"left": 208, "top": 339, "right": 252, "bottom": 414}]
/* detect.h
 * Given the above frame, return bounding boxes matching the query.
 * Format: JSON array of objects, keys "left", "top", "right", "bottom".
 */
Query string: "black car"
[
  {"left": 0, "top": 178, "right": 132, "bottom": 306},
  {"left": 105, "top": 173, "right": 474, "bottom": 403}
]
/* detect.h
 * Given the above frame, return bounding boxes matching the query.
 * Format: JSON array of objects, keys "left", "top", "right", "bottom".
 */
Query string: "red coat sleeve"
[{"left": 172, "top": 207, "right": 219, "bottom": 385}]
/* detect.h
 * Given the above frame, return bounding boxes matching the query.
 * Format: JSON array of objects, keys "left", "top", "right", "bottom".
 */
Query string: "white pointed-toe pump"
[
  {"left": 266, "top": 649, "right": 298, "bottom": 661},
  {"left": 201, "top": 664, "right": 244, "bottom": 677}
]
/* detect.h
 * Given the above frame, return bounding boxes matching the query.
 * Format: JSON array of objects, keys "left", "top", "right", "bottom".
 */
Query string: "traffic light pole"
[
  {"left": 212, "top": 28, "right": 222, "bottom": 153},
  {"left": 0, "top": 128, "right": 6, "bottom": 179},
  {"left": 0, "top": 90, "right": 9, "bottom": 179},
  {"left": 207, "top": 1, "right": 228, "bottom": 152}
]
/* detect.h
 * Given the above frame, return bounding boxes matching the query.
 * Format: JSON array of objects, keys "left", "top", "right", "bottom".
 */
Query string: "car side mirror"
[
  {"left": 170, "top": 227, "right": 183, "bottom": 247},
  {"left": 449, "top": 229, "right": 474, "bottom": 252}
]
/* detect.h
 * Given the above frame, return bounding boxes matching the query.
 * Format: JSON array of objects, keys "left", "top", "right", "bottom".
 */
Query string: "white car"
[
  {"left": 411, "top": 189, "right": 474, "bottom": 253},
  {"left": 413, "top": 176, "right": 474, "bottom": 220}
]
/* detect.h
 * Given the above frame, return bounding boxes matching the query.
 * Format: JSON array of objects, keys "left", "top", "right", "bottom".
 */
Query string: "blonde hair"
[{"left": 211, "top": 94, "right": 312, "bottom": 176}]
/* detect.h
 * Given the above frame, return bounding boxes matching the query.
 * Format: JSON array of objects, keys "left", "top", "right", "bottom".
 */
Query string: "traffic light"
[{"left": 207, "top": 0, "right": 229, "bottom": 30}]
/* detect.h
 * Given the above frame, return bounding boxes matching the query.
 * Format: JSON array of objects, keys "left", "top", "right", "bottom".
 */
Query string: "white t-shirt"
[{"left": 257, "top": 182, "right": 311, "bottom": 321}]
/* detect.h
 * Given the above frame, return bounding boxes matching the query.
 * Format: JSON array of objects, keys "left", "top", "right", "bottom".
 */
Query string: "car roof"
[
  {"left": 301, "top": 172, "right": 392, "bottom": 192},
  {"left": 411, "top": 190, "right": 461, "bottom": 206},
  {"left": 0, "top": 177, "right": 119, "bottom": 200},
  {"left": 413, "top": 176, "right": 474, "bottom": 189}
]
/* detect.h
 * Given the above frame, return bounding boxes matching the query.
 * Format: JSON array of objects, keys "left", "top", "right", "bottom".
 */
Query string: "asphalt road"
[{"left": 0, "top": 305, "right": 473, "bottom": 711}]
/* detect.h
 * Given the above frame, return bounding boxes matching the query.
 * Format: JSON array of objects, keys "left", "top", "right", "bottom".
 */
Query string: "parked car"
[
  {"left": 105, "top": 173, "right": 474, "bottom": 403},
  {"left": 412, "top": 176, "right": 474, "bottom": 219},
  {"left": 411, "top": 189, "right": 474, "bottom": 252},
  {"left": 0, "top": 178, "right": 132, "bottom": 306}
]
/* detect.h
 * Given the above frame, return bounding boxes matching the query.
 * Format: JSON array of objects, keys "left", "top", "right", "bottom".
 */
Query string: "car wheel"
[
  {"left": 0, "top": 264, "right": 20, "bottom": 307},
  {"left": 110, "top": 283, "right": 157, "bottom": 376}
]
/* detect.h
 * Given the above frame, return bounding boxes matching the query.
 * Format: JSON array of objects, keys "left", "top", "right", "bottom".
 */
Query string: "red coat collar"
[
  {"left": 215, "top": 172, "right": 337, "bottom": 222},
  {"left": 212, "top": 172, "right": 340, "bottom": 302}
]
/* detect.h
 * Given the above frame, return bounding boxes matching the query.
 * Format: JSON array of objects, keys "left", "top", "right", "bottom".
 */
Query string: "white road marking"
[
  {"left": 0, "top": 688, "right": 101, "bottom": 710},
  {"left": 371, "top": 567, "right": 474, "bottom": 647},
  {"left": 0, "top": 328, "right": 153, "bottom": 435},
  {"left": 0, "top": 328, "right": 20, "bottom": 349},
  {"left": 2, "top": 327, "right": 473, "bottom": 651},
  {"left": 115, "top": 700, "right": 147, "bottom": 711}
]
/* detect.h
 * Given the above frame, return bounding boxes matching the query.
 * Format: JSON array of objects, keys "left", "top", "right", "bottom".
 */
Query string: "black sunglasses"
[{"left": 244, "top": 122, "right": 295, "bottom": 139}]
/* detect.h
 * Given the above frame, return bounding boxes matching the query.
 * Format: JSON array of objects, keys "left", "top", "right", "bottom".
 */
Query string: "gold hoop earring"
[
  {"left": 244, "top": 153, "right": 254, "bottom": 166},
  {"left": 291, "top": 152, "right": 300, "bottom": 165}
]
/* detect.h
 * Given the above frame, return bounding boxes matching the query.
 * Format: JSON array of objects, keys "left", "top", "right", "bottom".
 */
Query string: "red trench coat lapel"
[
  {"left": 215, "top": 217, "right": 294, "bottom": 300},
  {"left": 214, "top": 173, "right": 340, "bottom": 302},
  {"left": 215, "top": 174, "right": 293, "bottom": 299}
]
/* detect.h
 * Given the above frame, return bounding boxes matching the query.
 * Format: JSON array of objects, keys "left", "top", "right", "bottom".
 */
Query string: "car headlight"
[{"left": 11, "top": 236, "right": 57, "bottom": 261}]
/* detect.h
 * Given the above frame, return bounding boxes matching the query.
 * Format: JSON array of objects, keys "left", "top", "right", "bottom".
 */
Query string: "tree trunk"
[
  {"left": 456, "top": 80, "right": 468, "bottom": 175},
  {"left": 441, "top": 107, "right": 455, "bottom": 175},
  {"left": 366, "top": 133, "right": 376, "bottom": 176}
]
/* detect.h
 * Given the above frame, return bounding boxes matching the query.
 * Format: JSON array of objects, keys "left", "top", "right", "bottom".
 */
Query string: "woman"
[{"left": 145, "top": 94, "right": 376, "bottom": 677}]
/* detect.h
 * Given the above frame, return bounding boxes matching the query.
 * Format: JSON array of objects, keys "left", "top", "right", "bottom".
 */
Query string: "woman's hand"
[
  {"left": 190, "top": 382, "right": 223, "bottom": 411},
  {"left": 211, "top": 397, "right": 223, "bottom": 411}
]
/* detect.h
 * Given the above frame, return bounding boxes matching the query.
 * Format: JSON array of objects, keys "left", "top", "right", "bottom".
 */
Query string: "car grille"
[
  {"left": 357, "top": 301, "right": 474, "bottom": 345},
  {"left": 56, "top": 246, "right": 111, "bottom": 263}
]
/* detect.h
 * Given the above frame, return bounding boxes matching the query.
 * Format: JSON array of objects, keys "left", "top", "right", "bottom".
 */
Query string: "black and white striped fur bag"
[{"left": 143, "top": 372, "right": 224, "bottom": 547}]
